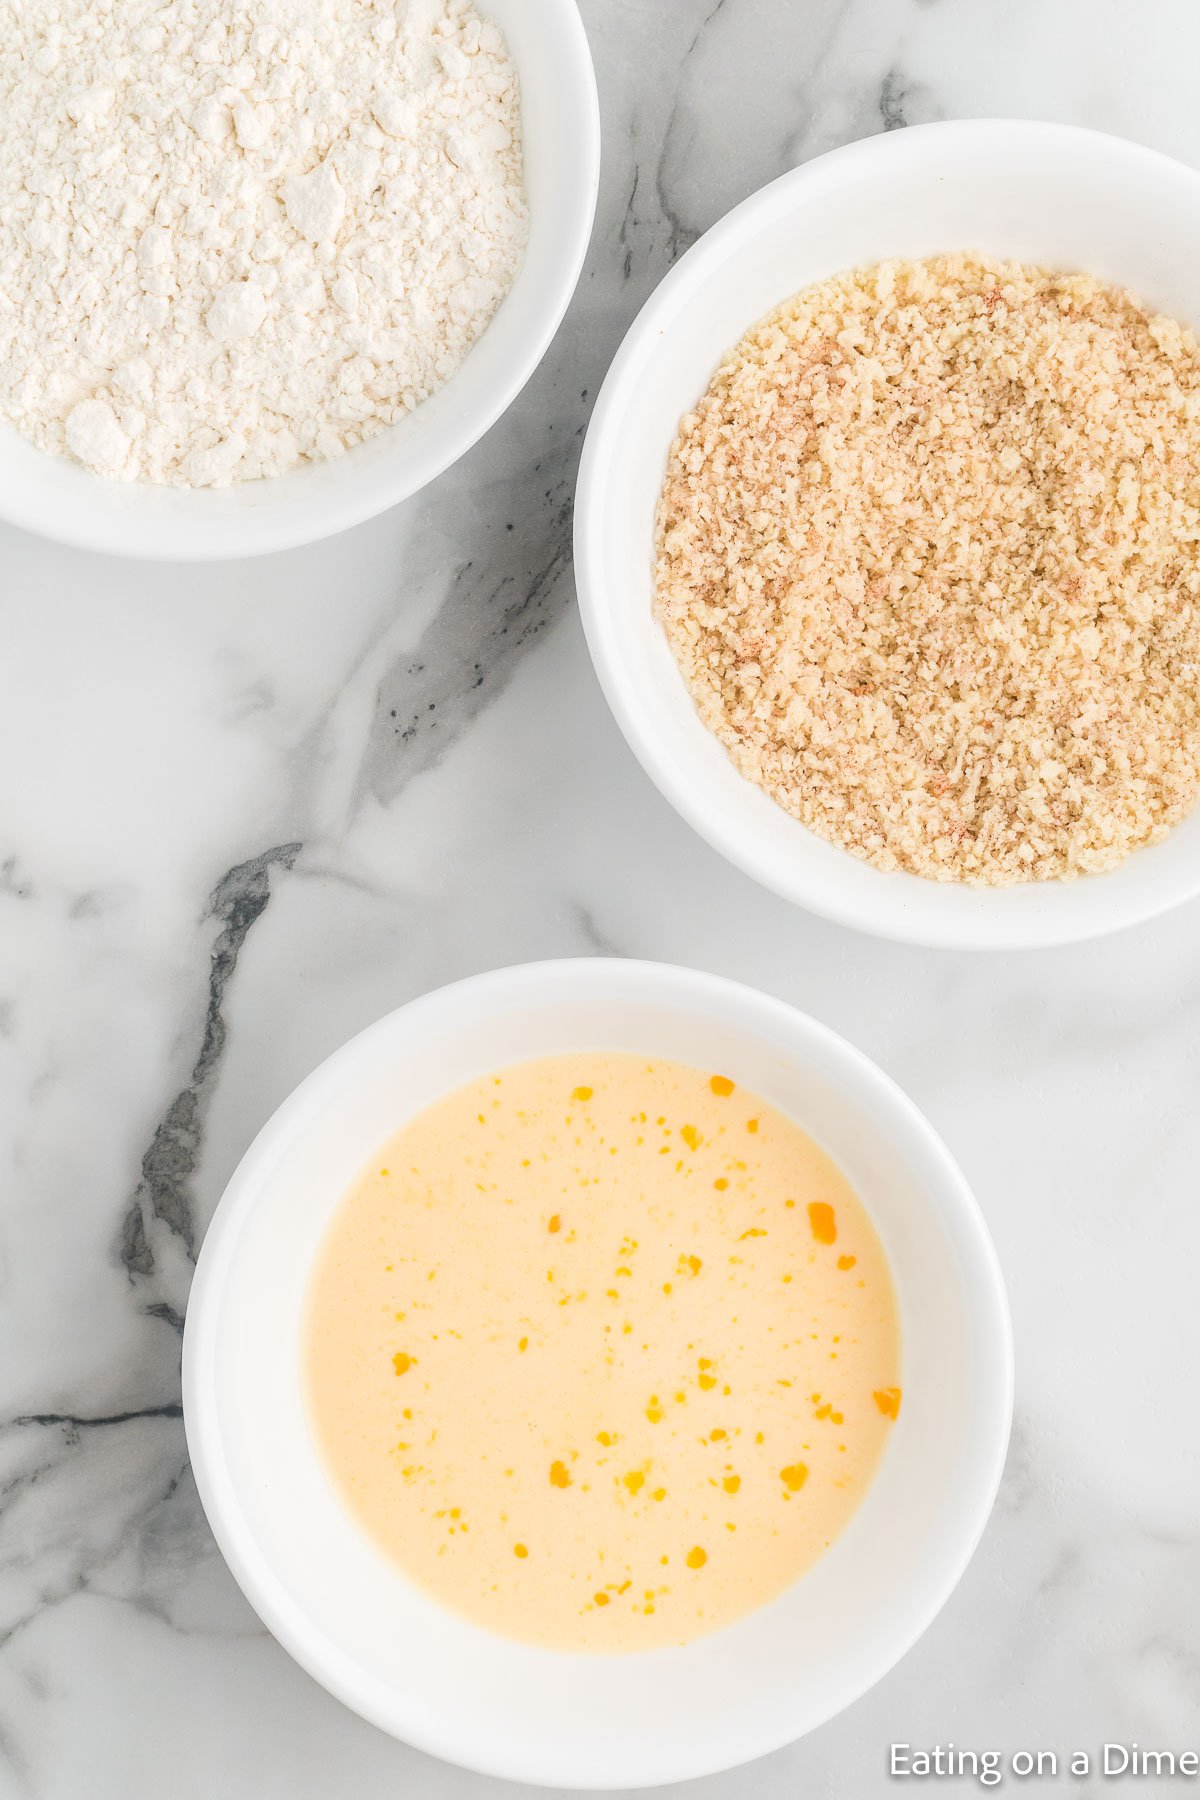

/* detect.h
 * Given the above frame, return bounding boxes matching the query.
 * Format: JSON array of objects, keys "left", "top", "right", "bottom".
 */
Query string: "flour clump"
[{"left": 0, "top": 0, "right": 528, "bottom": 487}]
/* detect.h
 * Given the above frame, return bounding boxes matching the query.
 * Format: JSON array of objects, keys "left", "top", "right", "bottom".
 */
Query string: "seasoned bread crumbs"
[{"left": 654, "top": 253, "right": 1200, "bottom": 884}]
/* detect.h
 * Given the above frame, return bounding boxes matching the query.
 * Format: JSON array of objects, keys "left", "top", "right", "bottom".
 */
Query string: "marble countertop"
[{"left": 4, "top": 1, "right": 1200, "bottom": 1795}]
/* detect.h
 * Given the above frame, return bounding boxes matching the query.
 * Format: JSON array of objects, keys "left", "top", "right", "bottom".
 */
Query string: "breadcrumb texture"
[{"left": 654, "top": 254, "right": 1200, "bottom": 885}]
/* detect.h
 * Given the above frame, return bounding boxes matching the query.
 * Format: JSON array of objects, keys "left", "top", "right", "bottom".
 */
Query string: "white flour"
[{"left": 0, "top": 0, "right": 527, "bottom": 486}]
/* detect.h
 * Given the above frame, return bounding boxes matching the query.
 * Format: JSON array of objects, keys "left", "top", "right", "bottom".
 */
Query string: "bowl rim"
[
  {"left": 574, "top": 118, "right": 1200, "bottom": 951},
  {"left": 0, "top": 0, "right": 601, "bottom": 562},
  {"left": 182, "top": 956, "right": 1013, "bottom": 1788}
]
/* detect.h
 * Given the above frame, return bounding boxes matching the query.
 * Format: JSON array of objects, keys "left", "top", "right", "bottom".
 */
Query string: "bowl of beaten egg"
[
  {"left": 576, "top": 121, "right": 1200, "bottom": 948},
  {"left": 183, "top": 959, "right": 1011, "bottom": 1787}
]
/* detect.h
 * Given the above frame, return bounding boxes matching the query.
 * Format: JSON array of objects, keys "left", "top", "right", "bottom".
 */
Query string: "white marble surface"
[{"left": 4, "top": 1, "right": 1200, "bottom": 1794}]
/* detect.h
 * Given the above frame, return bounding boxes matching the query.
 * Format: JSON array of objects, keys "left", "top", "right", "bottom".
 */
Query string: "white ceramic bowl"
[
  {"left": 576, "top": 120, "right": 1200, "bottom": 950},
  {"left": 183, "top": 958, "right": 1011, "bottom": 1788},
  {"left": 0, "top": 0, "right": 599, "bottom": 561}
]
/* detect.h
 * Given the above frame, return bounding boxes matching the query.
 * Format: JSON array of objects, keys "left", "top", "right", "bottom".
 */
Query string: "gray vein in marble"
[
  {"left": 0, "top": 859, "right": 32, "bottom": 899},
  {"left": 0, "top": 1460, "right": 192, "bottom": 1654},
  {"left": 6, "top": 1405, "right": 183, "bottom": 1438},
  {"left": 877, "top": 65, "right": 945, "bottom": 139},
  {"left": 117, "top": 842, "right": 300, "bottom": 1300},
  {"left": 359, "top": 463, "right": 576, "bottom": 808},
  {"left": 653, "top": 134, "right": 700, "bottom": 266},
  {"left": 643, "top": 0, "right": 748, "bottom": 269},
  {"left": 652, "top": 22, "right": 718, "bottom": 273},
  {"left": 89, "top": 1463, "right": 265, "bottom": 1643},
  {"left": 879, "top": 67, "right": 909, "bottom": 130},
  {"left": 741, "top": 3, "right": 863, "bottom": 188},
  {"left": 570, "top": 902, "right": 623, "bottom": 959},
  {"left": 617, "top": 163, "right": 641, "bottom": 282},
  {"left": 142, "top": 1300, "right": 187, "bottom": 1334},
  {"left": 0, "top": 1414, "right": 189, "bottom": 1652},
  {"left": 0, "top": 1711, "right": 30, "bottom": 1791}
]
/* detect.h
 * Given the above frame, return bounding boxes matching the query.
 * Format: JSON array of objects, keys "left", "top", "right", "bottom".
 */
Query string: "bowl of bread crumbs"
[{"left": 576, "top": 120, "right": 1200, "bottom": 948}]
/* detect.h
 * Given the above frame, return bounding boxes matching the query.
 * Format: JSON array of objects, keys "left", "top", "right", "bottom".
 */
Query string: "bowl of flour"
[{"left": 0, "top": 0, "right": 599, "bottom": 559}]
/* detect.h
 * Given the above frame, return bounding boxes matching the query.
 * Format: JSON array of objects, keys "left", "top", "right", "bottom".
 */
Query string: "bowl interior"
[
  {"left": 0, "top": 0, "right": 598, "bottom": 560},
  {"left": 577, "top": 122, "right": 1200, "bottom": 948},
  {"left": 185, "top": 962, "right": 1010, "bottom": 1788}
]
